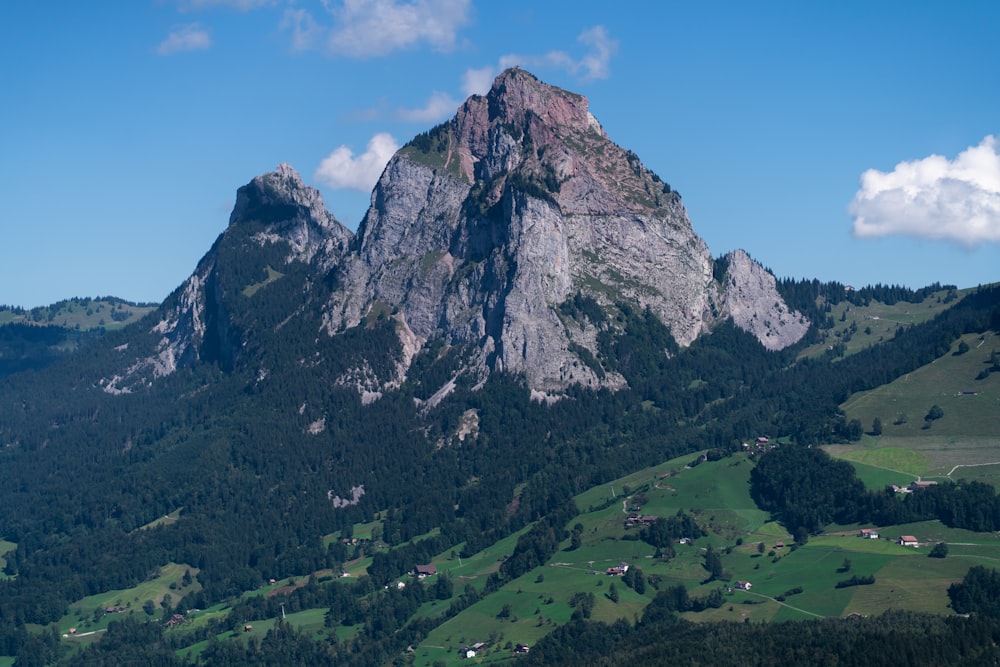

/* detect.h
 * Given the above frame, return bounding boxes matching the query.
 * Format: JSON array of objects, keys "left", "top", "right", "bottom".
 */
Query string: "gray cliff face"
[
  {"left": 321, "top": 69, "right": 742, "bottom": 393},
  {"left": 717, "top": 250, "right": 810, "bottom": 351},
  {"left": 101, "top": 165, "right": 350, "bottom": 393}
]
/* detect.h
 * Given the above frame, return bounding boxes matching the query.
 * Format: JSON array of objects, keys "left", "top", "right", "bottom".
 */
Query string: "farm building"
[{"left": 413, "top": 564, "right": 437, "bottom": 578}]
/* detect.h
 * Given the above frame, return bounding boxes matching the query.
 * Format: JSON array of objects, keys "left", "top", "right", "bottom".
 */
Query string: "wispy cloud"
[
  {"left": 321, "top": 0, "right": 472, "bottom": 58},
  {"left": 178, "top": 0, "right": 277, "bottom": 11},
  {"left": 157, "top": 23, "right": 212, "bottom": 55},
  {"left": 281, "top": 7, "right": 324, "bottom": 52},
  {"left": 396, "top": 91, "right": 461, "bottom": 122},
  {"left": 314, "top": 133, "right": 400, "bottom": 191},
  {"left": 461, "top": 66, "right": 496, "bottom": 97},
  {"left": 462, "top": 25, "right": 619, "bottom": 96},
  {"left": 850, "top": 135, "right": 1000, "bottom": 247}
]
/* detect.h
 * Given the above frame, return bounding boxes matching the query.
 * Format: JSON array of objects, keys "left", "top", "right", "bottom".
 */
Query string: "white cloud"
[
  {"left": 157, "top": 24, "right": 212, "bottom": 55},
  {"left": 575, "top": 25, "right": 617, "bottom": 81},
  {"left": 850, "top": 135, "right": 1000, "bottom": 246},
  {"left": 179, "top": 0, "right": 276, "bottom": 10},
  {"left": 462, "top": 66, "right": 496, "bottom": 97},
  {"left": 324, "top": 0, "right": 472, "bottom": 58},
  {"left": 281, "top": 7, "right": 324, "bottom": 52},
  {"left": 396, "top": 91, "right": 461, "bottom": 122},
  {"left": 314, "top": 133, "right": 400, "bottom": 191},
  {"left": 463, "top": 25, "right": 619, "bottom": 96}
]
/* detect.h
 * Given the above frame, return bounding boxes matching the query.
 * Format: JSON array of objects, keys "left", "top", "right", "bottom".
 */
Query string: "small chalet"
[
  {"left": 898, "top": 536, "right": 919, "bottom": 547},
  {"left": 859, "top": 529, "right": 879, "bottom": 539},
  {"left": 244, "top": 624, "right": 253, "bottom": 633},
  {"left": 413, "top": 564, "right": 437, "bottom": 578},
  {"left": 166, "top": 613, "right": 185, "bottom": 629},
  {"left": 606, "top": 562, "right": 630, "bottom": 576},
  {"left": 774, "top": 541, "right": 785, "bottom": 549},
  {"left": 735, "top": 580, "right": 752, "bottom": 590},
  {"left": 910, "top": 481, "right": 938, "bottom": 491},
  {"left": 515, "top": 643, "right": 531, "bottom": 654}
]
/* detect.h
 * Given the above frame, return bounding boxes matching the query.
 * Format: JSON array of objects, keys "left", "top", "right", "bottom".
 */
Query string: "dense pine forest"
[{"left": 0, "top": 279, "right": 998, "bottom": 664}]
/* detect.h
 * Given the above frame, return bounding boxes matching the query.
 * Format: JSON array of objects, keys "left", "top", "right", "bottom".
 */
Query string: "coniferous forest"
[{"left": 0, "top": 275, "right": 998, "bottom": 665}]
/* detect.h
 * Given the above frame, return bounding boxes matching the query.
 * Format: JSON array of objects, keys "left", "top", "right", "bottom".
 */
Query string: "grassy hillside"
[
  {"left": 836, "top": 330, "right": 1000, "bottom": 483},
  {"left": 0, "top": 297, "right": 156, "bottom": 331},
  {"left": 797, "top": 286, "right": 965, "bottom": 360},
  {"left": 403, "top": 449, "right": 1000, "bottom": 665}
]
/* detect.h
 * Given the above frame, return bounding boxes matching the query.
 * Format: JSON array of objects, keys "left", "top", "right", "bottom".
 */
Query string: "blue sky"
[{"left": 2, "top": 1, "right": 998, "bottom": 308}]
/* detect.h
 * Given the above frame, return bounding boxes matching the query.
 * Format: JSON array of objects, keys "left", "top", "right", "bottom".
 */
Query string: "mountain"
[
  {"left": 3, "top": 69, "right": 995, "bottom": 666},
  {"left": 106, "top": 68, "right": 806, "bottom": 399}
]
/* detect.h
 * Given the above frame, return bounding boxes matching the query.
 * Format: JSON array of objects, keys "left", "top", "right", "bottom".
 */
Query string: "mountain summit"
[{"left": 321, "top": 68, "right": 807, "bottom": 394}]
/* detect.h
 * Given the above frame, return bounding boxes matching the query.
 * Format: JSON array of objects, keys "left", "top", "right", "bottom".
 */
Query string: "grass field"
[
  {"left": 835, "top": 331, "right": 1000, "bottom": 485},
  {"left": 0, "top": 540, "right": 14, "bottom": 579},
  {"left": 411, "top": 444, "right": 1000, "bottom": 665},
  {"left": 59, "top": 563, "right": 201, "bottom": 637},
  {"left": 0, "top": 299, "right": 156, "bottom": 331},
  {"left": 17, "top": 441, "right": 1000, "bottom": 666},
  {"left": 797, "top": 288, "right": 966, "bottom": 360}
]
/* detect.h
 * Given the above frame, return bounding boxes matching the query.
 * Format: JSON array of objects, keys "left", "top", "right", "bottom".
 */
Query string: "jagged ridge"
[{"left": 103, "top": 68, "right": 807, "bottom": 397}]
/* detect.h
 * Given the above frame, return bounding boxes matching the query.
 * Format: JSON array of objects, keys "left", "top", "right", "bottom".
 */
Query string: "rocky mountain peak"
[
  {"left": 101, "top": 165, "right": 352, "bottom": 393},
  {"left": 230, "top": 163, "right": 351, "bottom": 264},
  {"left": 321, "top": 69, "right": 807, "bottom": 396},
  {"left": 104, "top": 70, "right": 808, "bottom": 398}
]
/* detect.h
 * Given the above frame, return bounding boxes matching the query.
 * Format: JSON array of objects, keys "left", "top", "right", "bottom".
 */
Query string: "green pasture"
[
  {"left": 178, "top": 608, "right": 333, "bottom": 663},
  {"left": 0, "top": 540, "right": 14, "bottom": 579},
  {"left": 798, "top": 288, "right": 965, "bottom": 360},
  {"left": 59, "top": 563, "right": 200, "bottom": 636},
  {"left": 842, "top": 458, "right": 919, "bottom": 490},
  {"left": 830, "top": 446, "right": 928, "bottom": 477},
  {"left": 573, "top": 450, "right": 698, "bottom": 513},
  {"left": 135, "top": 508, "right": 183, "bottom": 532},
  {"left": 842, "top": 332, "right": 1000, "bottom": 438},
  {"left": 416, "top": 557, "right": 651, "bottom": 667},
  {"left": 242, "top": 265, "right": 285, "bottom": 297},
  {"left": 0, "top": 299, "right": 156, "bottom": 331}
]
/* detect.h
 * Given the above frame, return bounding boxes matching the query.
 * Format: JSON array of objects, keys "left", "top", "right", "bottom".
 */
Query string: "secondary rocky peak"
[
  {"left": 230, "top": 163, "right": 352, "bottom": 264},
  {"left": 101, "top": 165, "right": 353, "bottom": 394},
  {"left": 718, "top": 250, "right": 810, "bottom": 351}
]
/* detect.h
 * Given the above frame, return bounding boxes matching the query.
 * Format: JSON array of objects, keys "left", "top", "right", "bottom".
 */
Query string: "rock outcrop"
[{"left": 717, "top": 250, "right": 810, "bottom": 351}]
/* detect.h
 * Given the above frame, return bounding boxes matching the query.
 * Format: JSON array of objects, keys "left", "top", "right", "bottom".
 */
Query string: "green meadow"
[
  {"left": 0, "top": 540, "right": 15, "bottom": 580},
  {"left": 59, "top": 563, "right": 201, "bottom": 639},
  {"left": 839, "top": 332, "right": 1000, "bottom": 481},
  {"left": 410, "top": 444, "right": 1000, "bottom": 665}
]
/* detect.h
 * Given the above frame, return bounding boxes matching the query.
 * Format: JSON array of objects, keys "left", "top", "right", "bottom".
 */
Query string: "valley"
[{"left": 0, "top": 68, "right": 997, "bottom": 666}]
